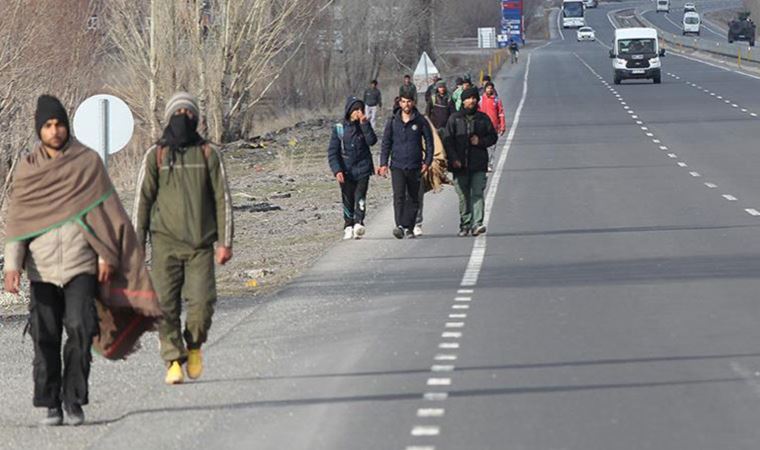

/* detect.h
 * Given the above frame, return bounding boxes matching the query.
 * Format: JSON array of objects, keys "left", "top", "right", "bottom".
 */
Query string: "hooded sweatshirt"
[{"left": 327, "top": 96, "right": 378, "bottom": 180}]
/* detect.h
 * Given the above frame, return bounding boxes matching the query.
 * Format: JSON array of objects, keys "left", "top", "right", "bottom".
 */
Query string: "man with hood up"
[
  {"left": 378, "top": 91, "right": 434, "bottom": 239},
  {"left": 4, "top": 95, "right": 161, "bottom": 426},
  {"left": 133, "top": 92, "right": 234, "bottom": 385},
  {"left": 444, "top": 87, "right": 499, "bottom": 237},
  {"left": 327, "top": 97, "right": 378, "bottom": 240}
]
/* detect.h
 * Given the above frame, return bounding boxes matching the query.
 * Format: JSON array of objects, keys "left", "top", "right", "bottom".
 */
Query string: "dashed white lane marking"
[
  {"left": 434, "top": 354, "right": 457, "bottom": 361},
  {"left": 723, "top": 195, "right": 738, "bottom": 201},
  {"left": 454, "top": 296, "right": 471, "bottom": 301},
  {"left": 411, "top": 426, "right": 440, "bottom": 436},
  {"left": 652, "top": 139, "right": 661, "bottom": 144},
  {"left": 704, "top": 182, "right": 718, "bottom": 188},
  {"left": 645, "top": 132, "right": 654, "bottom": 137},
  {"left": 438, "top": 342, "right": 460, "bottom": 349},
  {"left": 442, "top": 331, "right": 462, "bottom": 338},
  {"left": 632, "top": 115, "right": 639, "bottom": 119},
  {"left": 452, "top": 304, "right": 469, "bottom": 309},
  {"left": 427, "top": 378, "right": 452, "bottom": 386},
  {"left": 457, "top": 289, "right": 473, "bottom": 294},
  {"left": 717, "top": 96, "right": 723, "bottom": 99},
  {"left": 690, "top": 172, "right": 701, "bottom": 177},
  {"left": 659, "top": 146, "right": 668, "bottom": 150},
  {"left": 431, "top": 365, "right": 455, "bottom": 372},
  {"left": 445, "top": 322, "right": 465, "bottom": 328},
  {"left": 677, "top": 162, "right": 688, "bottom": 167},
  {"left": 742, "top": 108, "right": 748, "bottom": 112},
  {"left": 449, "top": 314, "right": 467, "bottom": 320},
  {"left": 668, "top": 154, "right": 678, "bottom": 158},
  {"left": 417, "top": 408, "right": 446, "bottom": 418},
  {"left": 746, "top": 209, "right": 760, "bottom": 216},
  {"left": 752, "top": 113, "right": 758, "bottom": 117},
  {"left": 423, "top": 392, "right": 448, "bottom": 401},
  {"left": 641, "top": 126, "right": 648, "bottom": 130},
  {"left": 406, "top": 446, "right": 435, "bottom": 450},
  {"left": 636, "top": 120, "right": 643, "bottom": 124}
]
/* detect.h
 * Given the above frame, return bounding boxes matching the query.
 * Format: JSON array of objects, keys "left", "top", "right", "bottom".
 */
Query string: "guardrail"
[{"left": 630, "top": 9, "right": 760, "bottom": 64}]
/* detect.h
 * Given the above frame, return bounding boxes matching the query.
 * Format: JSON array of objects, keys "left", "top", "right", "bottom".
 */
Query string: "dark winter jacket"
[
  {"left": 444, "top": 108, "right": 499, "bottom": 174},
  {"left": 426, "top": 93, "right": 456, "bottom": 130},
  {"left": 380, "top": 108, "right": 434, "bottom": 170},
  {"left": 327, "top": 96, "right": 378, "bottom": 181},
  {"left": 363, "top": 87, "right": 382, "bottom": 107},
  {"left": 399, "top": 83, "right": 417, "bottom": 100}
]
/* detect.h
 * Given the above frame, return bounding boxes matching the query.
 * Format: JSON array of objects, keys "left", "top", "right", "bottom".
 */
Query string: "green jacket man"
[{"left": 133, "top": 91, "right": 234, "bottom": 385}]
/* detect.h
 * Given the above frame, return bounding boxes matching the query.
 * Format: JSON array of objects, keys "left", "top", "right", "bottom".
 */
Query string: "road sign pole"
[{"left": 100, "top": 99, "right": 110, "bottom": 169}]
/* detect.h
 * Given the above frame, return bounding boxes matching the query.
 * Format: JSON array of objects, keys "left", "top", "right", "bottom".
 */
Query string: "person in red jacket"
[
  {"left": 478, "top": 82, "right": 505, "bottom": 172},
  {"left": 479, "top": 82, "right": 505, "bottom": 135}
]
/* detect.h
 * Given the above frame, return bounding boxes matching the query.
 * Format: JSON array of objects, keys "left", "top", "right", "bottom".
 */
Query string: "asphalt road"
[{"left": 3, "top": 5, "right": 760, "bottom": 449}]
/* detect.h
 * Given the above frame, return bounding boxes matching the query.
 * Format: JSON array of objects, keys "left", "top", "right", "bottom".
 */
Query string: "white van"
[
  {"left": 683, "top": 12, "right": 701, "bottom": 35},
  {"left": 656, "top": 0, "right": 670, "bottom": 13},
  {"left": 609, "top": 28, "right": 666, "bottom": 84}
]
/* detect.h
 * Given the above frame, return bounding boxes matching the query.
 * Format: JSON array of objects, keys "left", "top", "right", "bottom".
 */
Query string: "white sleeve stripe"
[
  {"left": 213, "top": 146, "right": 234, "bottom": 248},
  {"left": 131, "top": 146, "right": 155, "bottom": 230}
]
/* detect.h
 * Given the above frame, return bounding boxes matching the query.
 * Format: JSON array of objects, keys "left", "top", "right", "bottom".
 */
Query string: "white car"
[
  {"left": 684, "top": 2, "right": 696, "bottom": 12},
  {"left": 577, "top": 27, "right": 596, "bottom": 41}
]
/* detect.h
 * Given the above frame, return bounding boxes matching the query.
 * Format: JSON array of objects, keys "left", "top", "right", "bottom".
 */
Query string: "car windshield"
[
  {"left": 617, "top": 38, "right": 656, "bottom": 55},
  {"left": 658, "top": 1, "right": 668, "bottom": 4},
  {"left": 579, "top": 27, "right": 592, "bottom": 32},
  {"left": 563, "top": 2, "right": 584, "bottom": 18},
  {"left": 685, "top": 16, "right": 699, "bottom": 24}
]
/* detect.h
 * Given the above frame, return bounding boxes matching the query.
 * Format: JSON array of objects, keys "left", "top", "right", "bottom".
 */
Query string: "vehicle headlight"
[
  {"left": 615, "top": 58, "right": 627, "bottom": 66},
  {"left": 649, "top": 58, "right": 661, "bottom": 66}
]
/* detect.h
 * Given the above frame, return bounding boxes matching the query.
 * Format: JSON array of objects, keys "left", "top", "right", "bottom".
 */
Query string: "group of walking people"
[
  {"left": 329, "top": 71, "right": 506, "bottom": 240},
  {"left": 3, "top": 92, "right": 233, "bottom": 425}
]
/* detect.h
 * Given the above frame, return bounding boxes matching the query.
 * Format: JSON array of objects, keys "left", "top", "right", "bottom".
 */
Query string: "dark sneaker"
[
  {"left": 404, "top": 228, "right": 416, "bottom": 239},
  {"left": 40, "top": 407, "right": 63, "bottom": 426},
  {"left": 392, "top": 227, "right": 404, "bottom": 239},
  {"left": 64, "top": 403, "right": 85, "bottom": 426},
  {"left": 472, "top": 225, "right": 487, "bottom": 236},
  {"left": 458, "top": 228, "right": 470, "bottom": 237}
]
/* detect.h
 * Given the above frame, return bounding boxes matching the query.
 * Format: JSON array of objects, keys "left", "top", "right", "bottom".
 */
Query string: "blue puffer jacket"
[{"left": 327, "top": 97, "right": 378, "bottom": 181}]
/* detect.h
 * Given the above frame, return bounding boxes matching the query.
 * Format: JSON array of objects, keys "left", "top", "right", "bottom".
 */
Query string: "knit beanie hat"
[
  {"left": 461, "top": 86, "right": 480, "bottom": 102},
  {"left": 436, "top": 80, "right": 447, "bottom": 88},
  {"left": 164, "top": 92, "right": 200, "bottom": 124},
  {"left": 35, "top": 95, "right": 69, "bottom": 137}
]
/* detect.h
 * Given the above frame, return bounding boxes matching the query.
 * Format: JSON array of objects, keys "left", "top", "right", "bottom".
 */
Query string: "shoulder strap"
[
  {"left": 335, "top": 123, "right": 344, "bottom": 140},
  {"left": 156, "top": 146, "right": 167, "bottom": 170},
  {"left": 156, "top": 144, "right": 211, "bottom": 170}
]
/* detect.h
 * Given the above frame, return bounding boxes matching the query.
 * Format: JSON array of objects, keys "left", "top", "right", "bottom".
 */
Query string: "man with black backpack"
[
  {"left": 327, "top": 96, "right": 378, "bottom": 240},
  {"left": 378, "top": 91, "right": 434, "bottom": 239}
]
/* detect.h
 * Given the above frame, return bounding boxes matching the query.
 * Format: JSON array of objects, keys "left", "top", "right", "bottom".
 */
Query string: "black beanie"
[
  {"left": 35, "top": 95, "right": 69, "bottom": 137},
  {"left": 461, "top": 86, "right": 480, "bottom": 102}
]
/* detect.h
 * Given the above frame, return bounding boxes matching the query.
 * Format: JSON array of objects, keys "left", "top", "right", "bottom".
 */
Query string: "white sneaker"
[
  {"left": 413, "top": 224, "right": 423, "bottom": 237},
  {"left": 353, "top": 223, "right": 366, "bottom": 239},
  {"left": 343, "top": 226, "right": 354, "bottom": 240}
]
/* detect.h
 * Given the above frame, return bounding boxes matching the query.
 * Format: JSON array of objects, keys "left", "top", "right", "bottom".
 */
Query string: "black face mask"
[{"left": 160, "top": 114, "right": 203, "bottom": 149}]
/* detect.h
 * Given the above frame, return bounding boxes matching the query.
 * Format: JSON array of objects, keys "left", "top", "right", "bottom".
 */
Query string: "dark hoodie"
[
  {"left": 380, "top": 107, "right": 434, "bottom": 170},
  {"left": 327, "top": 96, "right": 378, "bottom": 180}
]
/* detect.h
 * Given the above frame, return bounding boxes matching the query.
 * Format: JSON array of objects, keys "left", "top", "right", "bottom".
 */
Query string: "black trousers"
[
  {"left": 391, "top": 168, "right": 422, "bottom": 229},
  {"left": 29, "top": 274, "right": 98, "bottom": 408},
  {"left": 340, "top": 176, "right": 370, "bottom": 227}
]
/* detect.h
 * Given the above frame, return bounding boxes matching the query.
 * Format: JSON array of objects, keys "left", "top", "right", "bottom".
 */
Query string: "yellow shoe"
[
  {"left": 165, "top": 361, "right": 184, "bottom": 385},
  {"left": 187, "top": 349, "right": 203, "bottom": 380}
]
